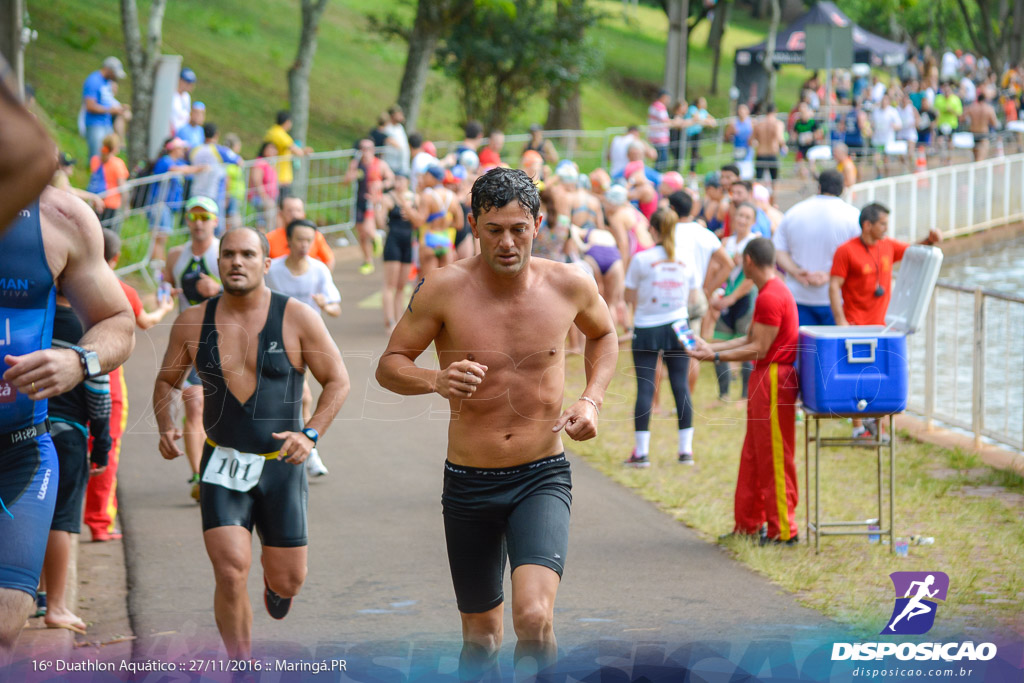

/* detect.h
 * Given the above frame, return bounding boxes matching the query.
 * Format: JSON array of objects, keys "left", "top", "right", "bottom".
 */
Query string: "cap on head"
[
  {"left": 623, "top": 160, "right": 645, "bottom": 180},
  {"left": 703, "top": 171, "right": 721, "bottom": 188},
  {"left": 425, "top": 165, "right": 445, "bottom": 181},
  {"left": 102, "top": 56, "right": 126, "bottom": 79},
  {"left": 165, "top": 137, "right": 187, "bottom": 151},
  {"left": 422, "top": 140, "right": 438, "bottom": 157},
  {"left": 458, "top": 149, "right": 480, "bottom": 172},
  {"left": 752, "top": 184, "right": 770, "bottom": 204},
  {"left": 555, "top": 160, "right": 579, "bottom": 186},
  {"left": 529, "top": 123, "right": 542, "bottom": 133},
  {"left": 180, "top": 68, "right": 197, "bottom": 83},
  {"left": 192, "top": 101, "right": 206, "bottom": 111},
  {"left": 521, "top": 150, "right": 543, "bottom": 167},
  {"left": 605, "top": 184, "right": 628, "bottom": 206},
  {"left": 186, "top": 196, "right": 219, "bottom": 216},
  {"left": 660, "top": 171, "right": 684, "bottom": 194}
]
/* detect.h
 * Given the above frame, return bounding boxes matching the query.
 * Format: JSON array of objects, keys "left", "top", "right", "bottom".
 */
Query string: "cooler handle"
[{"left": 845, "top": 338, "right": 877, "bottom": 364}]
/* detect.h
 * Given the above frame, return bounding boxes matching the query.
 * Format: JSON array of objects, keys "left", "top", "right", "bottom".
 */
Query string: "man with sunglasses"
[{"left": 163, "top": 196, "right": 222, "bottom": 499}]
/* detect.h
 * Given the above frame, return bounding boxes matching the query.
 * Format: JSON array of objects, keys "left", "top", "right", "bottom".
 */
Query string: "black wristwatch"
[
  {"left": 69, "top": 344, "right": 101, "bottom": 379},
  {"left": 714, "top": 352, "right": 721, "bottom": 363},
  {"left": 301, "top": 427, "right": 319, "bottom": 445}
]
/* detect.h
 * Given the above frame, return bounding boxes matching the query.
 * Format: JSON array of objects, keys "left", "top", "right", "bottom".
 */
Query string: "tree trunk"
[
  {"left": 396, "top": 1, "right": 448, "bottom": 134},
  {"left": 708, "top": 0, "right": 729, "bottom": 95},
  {"left": 1011, "top": 0, "right": 1024, "bottom": 66},
  {"left": 120, "top": 0, "right": 167, "bottom": 170},
  {"left": 546, "top": 89, "right": 582, "bottom": 131},
  {"left": 546, "top": 0, "right": 584, "bottom": 131},
  {"left": 288, "top": 0, "right": 329, "bottom": 147},
  {"left": 664, "top": 0, "right": 688, "bottom": 102},
  {"left": 762, "top": 0, "right": 780, "bottom": 108}
]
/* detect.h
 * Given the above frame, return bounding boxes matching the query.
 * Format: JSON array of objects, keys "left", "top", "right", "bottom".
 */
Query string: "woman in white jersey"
[{"left": 623, "top": 207, "right": 700, "bottom": 468}]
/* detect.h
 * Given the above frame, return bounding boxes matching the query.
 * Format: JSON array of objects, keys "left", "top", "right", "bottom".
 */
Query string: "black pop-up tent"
[{"left": 733, "top": 1, "right": 907, "bottom": 106}]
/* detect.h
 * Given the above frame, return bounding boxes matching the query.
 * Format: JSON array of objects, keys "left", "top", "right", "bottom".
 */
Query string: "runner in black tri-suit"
[{"left": 153, "top": 227, "right": 349, "bottom": 661}]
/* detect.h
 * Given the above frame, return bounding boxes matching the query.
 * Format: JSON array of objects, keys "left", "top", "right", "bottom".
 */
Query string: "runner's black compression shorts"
[
  {"left": 441, "top": 453, "right": 572, "bottom": 613},
  {"left": 199, "top": 442, "right": 309, "bottom": 547}
]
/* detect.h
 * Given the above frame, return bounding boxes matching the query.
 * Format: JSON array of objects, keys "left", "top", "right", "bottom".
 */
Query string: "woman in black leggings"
[{"left": 622, "top": 207, "right": 700, "bottom": 468}]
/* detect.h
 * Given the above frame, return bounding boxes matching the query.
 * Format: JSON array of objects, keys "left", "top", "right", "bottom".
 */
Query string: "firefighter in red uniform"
[{"left": 691, "top": 237, "right": 800, "bottom": 545}]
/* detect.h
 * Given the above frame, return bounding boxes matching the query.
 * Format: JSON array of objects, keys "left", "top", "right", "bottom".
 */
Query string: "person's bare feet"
[{"left": 44, "top": 607, "right": 87, "bottom": 634}]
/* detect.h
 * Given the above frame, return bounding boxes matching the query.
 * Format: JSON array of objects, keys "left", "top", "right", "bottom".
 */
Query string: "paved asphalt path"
[{"left": 116, "top": 255, "right": 841, "bottom": 674}]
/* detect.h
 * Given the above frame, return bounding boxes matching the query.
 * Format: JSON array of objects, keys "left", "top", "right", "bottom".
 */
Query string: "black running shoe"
[
  {"left": 263, "top": 577, "right": 291, "bottom": 620},
  {"left": 760, "top": 534, "right": 800, "bottom": 547}
]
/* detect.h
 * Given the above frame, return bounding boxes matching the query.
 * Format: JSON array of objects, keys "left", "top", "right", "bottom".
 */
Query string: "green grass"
[
  {"left": 29, "top": 0, "right": 814, "bottom": 189},
  {"left": 564, "top": 352, "right": 1024, "bottom": 639}
]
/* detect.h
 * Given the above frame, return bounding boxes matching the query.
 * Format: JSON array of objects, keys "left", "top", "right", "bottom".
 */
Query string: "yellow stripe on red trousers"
[{"left": 733, "top": 362, "right": 799, "bottom": 540}]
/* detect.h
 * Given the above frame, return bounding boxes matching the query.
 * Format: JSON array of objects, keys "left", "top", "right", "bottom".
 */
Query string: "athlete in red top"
[
  {"left": 830, "top": 203, "right": 941, "bottom": 326},
  {"left": 691, "top": 237, "right": 800, "bottom": 544}
]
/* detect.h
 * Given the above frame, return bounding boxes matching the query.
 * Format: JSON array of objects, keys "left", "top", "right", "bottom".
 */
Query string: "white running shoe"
[{"left": 306, "top": 447, "right": 329, "bottom": 477}]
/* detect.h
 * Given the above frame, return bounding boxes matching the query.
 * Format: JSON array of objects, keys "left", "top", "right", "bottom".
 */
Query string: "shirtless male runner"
[
  {"left": 376, "top": 167, "right": 618, "bottom": 679},
  {"left": 1, "top": 187, "right": 134, "bottom": 663},
  {"left": 153, "top": 227, "right": 349, "bottom": 661},
  {"left": 751, "top": 103, "right": 787, "bottom": 187},
  {"left": 964, "top": 92, "right": 1000, "bottom": 161}
]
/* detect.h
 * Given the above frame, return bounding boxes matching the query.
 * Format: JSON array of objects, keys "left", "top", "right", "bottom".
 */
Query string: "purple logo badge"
[{"left": 882, "top": 571, "right": 949, "bottom": 635}]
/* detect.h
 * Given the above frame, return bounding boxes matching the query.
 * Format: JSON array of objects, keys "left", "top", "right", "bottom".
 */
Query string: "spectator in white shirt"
[
  {"left": 382, "top": 105, "right": 410, "bottom": 175},
  {"left": 871, "top": 95, "right": 903, "bottom": 176},
  {"left": 170, "top": 68, "right": 196, "bottom": 135},
  {"left": 263, "top": 218, "right": 341, "bottom": 478},
  {"left": 772, "top": 170, "right": 860, "bottom": 326}
]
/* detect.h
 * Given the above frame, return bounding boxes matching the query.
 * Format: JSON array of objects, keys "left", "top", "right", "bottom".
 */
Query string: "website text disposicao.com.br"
[
  {"left": 849, "top": 665, "right": 979, "bottom": 678},
  {"left": 835, "top": 641, "right": 996, "bottom": 679}
]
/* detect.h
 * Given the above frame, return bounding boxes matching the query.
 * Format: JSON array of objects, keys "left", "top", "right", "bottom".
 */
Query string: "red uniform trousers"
[
  {"left": 734, "top": 362, "right": 799, "bottom": 541},
  {"left": 84, "top": 365, "right": 126, "bottom": 538}
]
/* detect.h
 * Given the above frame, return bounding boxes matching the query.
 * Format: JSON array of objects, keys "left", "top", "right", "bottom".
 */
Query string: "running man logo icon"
[{"left": 882, "top": 571, "right": 950, "bottom": 635}]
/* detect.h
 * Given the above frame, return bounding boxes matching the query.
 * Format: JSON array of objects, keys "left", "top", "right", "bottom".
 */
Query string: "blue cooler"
[{"left": 799, "top": 245, "right": 943, "bottom": 416}]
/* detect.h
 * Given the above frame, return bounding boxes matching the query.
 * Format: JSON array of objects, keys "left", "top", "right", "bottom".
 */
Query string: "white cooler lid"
[{"left": 885, "top": 245, "right": 943, "bottom": 334}]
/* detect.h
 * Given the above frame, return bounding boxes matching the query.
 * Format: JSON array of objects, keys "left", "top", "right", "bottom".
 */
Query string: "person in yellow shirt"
[{"left": 264, "top": 110, "right": 312, "bottom": 195}]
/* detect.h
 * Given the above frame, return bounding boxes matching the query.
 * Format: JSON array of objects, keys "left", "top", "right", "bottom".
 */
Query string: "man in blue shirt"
[
  {"left": 148, "top": 138, "right": 207, "bottom": 265},
  {"left": 82, "top": 57, "right": 126, "bottom": 158},
  {"left": 176, "top": 103, "right": 207, "bottom": 149}
]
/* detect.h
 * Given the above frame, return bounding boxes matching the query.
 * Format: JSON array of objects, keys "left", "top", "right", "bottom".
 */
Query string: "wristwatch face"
[
  {"left": 83, "top": 351, "right": 101, "bottom": 378},
  {"left": 302, "top": 428, "right": 318, "bottom": 444}
]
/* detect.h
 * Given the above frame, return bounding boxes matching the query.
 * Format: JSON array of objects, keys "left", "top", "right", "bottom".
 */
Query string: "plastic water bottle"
[
  {"left": 156, "top": 271, "right": 171, "bottom": 305},
  {"left": 671, "top": 319, "right": 697, "bottom": 350}
]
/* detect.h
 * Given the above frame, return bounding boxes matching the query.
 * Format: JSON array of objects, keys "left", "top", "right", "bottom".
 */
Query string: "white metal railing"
[
  {"left": 908, "top": 283, "right": 1024, "bottom": 452},
  {"left": 847, "top": 151, "right": 1024, "bottom": 243}
]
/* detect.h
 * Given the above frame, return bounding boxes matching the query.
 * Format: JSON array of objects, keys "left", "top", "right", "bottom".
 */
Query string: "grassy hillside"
[{"left": 27, "top": 0, "right": 813, "bottom": 177}]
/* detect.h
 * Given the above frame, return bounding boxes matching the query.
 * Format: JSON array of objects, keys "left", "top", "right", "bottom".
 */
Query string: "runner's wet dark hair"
[{"left": 471, "top": 167, "right": 541, "bottom": 220}]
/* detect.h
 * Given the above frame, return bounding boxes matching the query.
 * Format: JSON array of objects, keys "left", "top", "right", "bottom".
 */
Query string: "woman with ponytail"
[{"left": 623, "top": 207, "right": 701, "bottom": 468}]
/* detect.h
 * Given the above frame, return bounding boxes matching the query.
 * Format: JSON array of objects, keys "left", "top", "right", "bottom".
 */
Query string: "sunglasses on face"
[{"left": 189, "top": 212, "right": 215, "bottom": 222}]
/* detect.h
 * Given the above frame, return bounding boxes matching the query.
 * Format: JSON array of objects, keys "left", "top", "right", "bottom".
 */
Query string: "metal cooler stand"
[{"left": 804, "top": 413, "right": 895, "bottom": 554}]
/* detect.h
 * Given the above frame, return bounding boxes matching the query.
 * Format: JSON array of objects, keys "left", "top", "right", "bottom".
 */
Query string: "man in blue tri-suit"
[{"left": 0, "top": 186, "right": 135, "bottom": 663}]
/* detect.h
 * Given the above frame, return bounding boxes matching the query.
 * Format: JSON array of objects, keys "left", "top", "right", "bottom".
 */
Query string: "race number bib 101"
[{"left": 202, "top": 446, "right": 267, "bottom": 492}]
